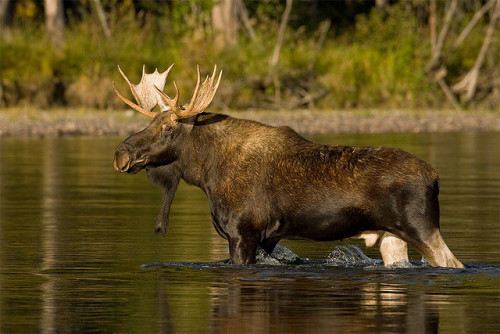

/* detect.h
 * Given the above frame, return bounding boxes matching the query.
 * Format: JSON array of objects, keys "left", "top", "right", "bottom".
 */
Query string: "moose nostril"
[{"left": 114, "top": 152, "right": 131, "bottom": 172}]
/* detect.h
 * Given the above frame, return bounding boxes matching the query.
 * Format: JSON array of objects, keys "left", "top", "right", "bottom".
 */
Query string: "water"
[{"left": 1, "top": 132, "right": 499, "bottom": 333}]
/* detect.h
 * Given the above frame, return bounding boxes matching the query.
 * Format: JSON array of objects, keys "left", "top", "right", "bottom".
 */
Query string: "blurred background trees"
[{"left": 0, "top": 0, "right": 498, "bottom": 110}]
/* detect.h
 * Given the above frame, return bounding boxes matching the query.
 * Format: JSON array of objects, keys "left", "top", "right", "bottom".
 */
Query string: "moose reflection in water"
[
  {"left": 112, "top": 64, "right": 463, "bottom": 268},
  {"left": 153, "top": 266, "right": 440, "bottom": 334}
]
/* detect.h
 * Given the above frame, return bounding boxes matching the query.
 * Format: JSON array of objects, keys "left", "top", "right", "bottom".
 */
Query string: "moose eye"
[{"left": 161, "top": 124, "right": 172, "bottom": 135}]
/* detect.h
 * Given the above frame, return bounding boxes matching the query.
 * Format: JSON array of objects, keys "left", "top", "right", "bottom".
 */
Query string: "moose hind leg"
[
  {"left": 379, "top": 232, "right": 409, "bottom": 266},
  {"left": 414, "top": 229, "right": 464, "bottom": 268},
  {"left": 389, "top": 181, "right": 464, "bottom": 268},
  {"left": 357, "top": 232, "right": 409, "bottom": 266}
]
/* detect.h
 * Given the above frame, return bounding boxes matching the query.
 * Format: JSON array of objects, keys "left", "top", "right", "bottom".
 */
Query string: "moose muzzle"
[
  {"left": 114, "top": 143, "right": 148, "bottom": 174},
  {"left": 114, "top": 147, "right": 132, "bottom": 173}
]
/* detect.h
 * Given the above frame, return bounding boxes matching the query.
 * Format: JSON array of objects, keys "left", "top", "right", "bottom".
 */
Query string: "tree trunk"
[
  {"left": 93, "top": 0, "right": 111, "bottom": 39},
  {"left": 269, "top": 0, "right": 293, "bottom": 106},
  {"left": 429, "top": 0, "right": 437, "bottom": 53},
  {"left": 375, "top": 0, "right": 389, "bottom": 16},
  {"left": 212, "top": 0, "right": 239, "bottom": 47},
  {"left": 375, "top": 0, "right": 388, "bottom": 10},
  {"left": 0, "top": 0, "right": 13, "bottom": 28},
  {"left": 44, "top": 0, "right": 65, "bottom": 50}
]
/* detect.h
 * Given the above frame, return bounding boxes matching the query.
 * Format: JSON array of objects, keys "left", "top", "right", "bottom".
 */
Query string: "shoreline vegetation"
[
  {"left": 1, "top": 1, "right": 499, "bottom": 112},
  {"left": 1, "top": 108, "right": 498, "bottom": 137},
  {"left": 1, "top": 1, "right": 498, "bottom": 137}
]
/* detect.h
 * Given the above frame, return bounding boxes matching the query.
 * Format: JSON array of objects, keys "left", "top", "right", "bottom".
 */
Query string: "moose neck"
[
  {"left": 176, "top": 112, "right": 311, "bottom": 194},
  {"left": 177, "top": 113, "right": 232, "bottom": 189}
]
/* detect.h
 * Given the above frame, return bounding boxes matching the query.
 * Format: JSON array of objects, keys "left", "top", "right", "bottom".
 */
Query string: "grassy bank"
[{"left": 1, "top": 2, "right": 498, "bottom": 111}]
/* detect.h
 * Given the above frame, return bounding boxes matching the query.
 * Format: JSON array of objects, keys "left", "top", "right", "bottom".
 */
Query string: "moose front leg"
[
  {"left": 146, "top": 165, "right": 181, "bottom": 236},
  {"left": 154, "top": 189, "right": 175, "bottom": 235},
  {"left": 228, "top": 236, "right": 259, "bottom": 264}
]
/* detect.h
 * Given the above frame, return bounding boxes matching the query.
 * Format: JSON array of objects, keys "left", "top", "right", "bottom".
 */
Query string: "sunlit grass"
[{"left": 0, "top": 2, "right": 497, "bottom": 110}]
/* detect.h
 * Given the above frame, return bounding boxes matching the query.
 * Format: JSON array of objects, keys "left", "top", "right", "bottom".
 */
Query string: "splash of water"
[
  {"left": 256, "top": 244, "right": 305, "bottom": 265},
  {"left": 326, "top": 245, "right": 381, "bottom": 267},
  {"left": 256, "top": 244, "right": 382, "bottom": 267}
]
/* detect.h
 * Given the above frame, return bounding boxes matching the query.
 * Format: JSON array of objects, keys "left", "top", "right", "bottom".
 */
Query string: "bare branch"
[
  {"left": 433, "top": 67, "right": 462, "bottom": 110},
  {"left": 236, "top": 0, "right": 256, "bottom": 40},
  {"left": 269, "top": 0, "right": 293, "bottom": 68},
  {"left": 311, "top": 19, "right": 331, "bottom": 70},
  {"left": 452, "top": 0, "right": 500, "bottom": 102},
  {"left": 429, "top": 0, "right": 437, "bottom": 53},
  {"left": 438, "top": 79, "right": 462, "bottom": 110},
  {"left": 451, "top": 0, "right": 496, "bottom": 52},
  {"left": 93, "top": 0, "right": 111, "bottom": 39},
  {"left": 426, "top": 0, "right": 458, "bottom": 72}
]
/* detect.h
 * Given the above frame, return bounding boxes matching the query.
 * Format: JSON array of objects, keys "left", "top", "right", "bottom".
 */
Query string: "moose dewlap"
[{"left": 113, "top": 64, "right": 464, "bottom": 268}]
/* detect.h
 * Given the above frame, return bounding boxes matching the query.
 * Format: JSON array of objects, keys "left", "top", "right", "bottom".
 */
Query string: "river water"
[{"left": 1, "top": 132, "right": 499, "bottom": 333}]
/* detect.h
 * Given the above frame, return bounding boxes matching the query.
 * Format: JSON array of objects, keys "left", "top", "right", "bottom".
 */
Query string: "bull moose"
[{"left": 113, "top": 64, "right": 464, "bottom": 268}]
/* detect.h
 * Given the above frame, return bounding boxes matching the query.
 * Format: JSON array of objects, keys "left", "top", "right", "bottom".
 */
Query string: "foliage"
[{"left": 0, "top": 0, "right": 498, "bottom": 110}]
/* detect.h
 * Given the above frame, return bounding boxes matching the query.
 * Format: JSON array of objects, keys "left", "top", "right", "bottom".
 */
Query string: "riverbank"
[{"left": 0, "top": 108, "right": 499, "bottom": 137}]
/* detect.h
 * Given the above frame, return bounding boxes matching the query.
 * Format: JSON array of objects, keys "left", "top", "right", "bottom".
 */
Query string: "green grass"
[{"left": 0, "top": 2, "right": 498, "bottom": 111}]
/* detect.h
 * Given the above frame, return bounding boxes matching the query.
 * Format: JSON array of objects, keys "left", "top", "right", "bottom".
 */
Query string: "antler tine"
[
  {"left": 113, "top": 81, "right": 157, "bottom": 118},
  {"left": 180, "top": 65, "right": 203, "bottom": 117},
  {"left": 118, "top": 65, "right": 142, "bottom": 106},
  {"left": 156, "top": 63, "right": 174, "bottom": 91},
  {"left": 198, "top": 65, "right": 222, "bottom": 111},
  {"left": 154, "top": 81, "right": 181, "bottom": 114},
  {"left": 173, "top": 65, "right": 222, "bottom": 120},
  {"left": 195, "top": 70, "right": 216, "bottom": 109},
  {"left": 114, "top": 64, "right": 175, "bottom": 118},
  {"left": 188, "top": 65, "right": 222, "bottom": 114},
  {"left": 155, "top": 65, "right": 222, "bottom": 121}
]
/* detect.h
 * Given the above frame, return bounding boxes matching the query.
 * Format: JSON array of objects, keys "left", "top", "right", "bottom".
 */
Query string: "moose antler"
[
  {"left": 113, "top": 64, "right": 174, "bottom": 118},
  {"left": 155, "top": 65, "right": 222, "bottom": 121}
]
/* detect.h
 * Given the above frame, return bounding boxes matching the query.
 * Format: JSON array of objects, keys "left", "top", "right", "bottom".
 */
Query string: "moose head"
[{"left": 113, "top": 65, "right": 222, "bottom": 174}]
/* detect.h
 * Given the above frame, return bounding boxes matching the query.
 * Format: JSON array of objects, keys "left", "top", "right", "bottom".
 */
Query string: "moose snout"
[{"left": 114, "top": 148, "right": 131, "bottom": 172}]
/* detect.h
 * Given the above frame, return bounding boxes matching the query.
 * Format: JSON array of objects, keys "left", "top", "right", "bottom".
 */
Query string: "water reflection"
[
  {"left": 150, "top": 263, "right": 499, "bottom": 333},
  {"left": 40, "top": 139, "right": 59, "bottom": 334},
  {"left": 1, "top": 132, "right": 499, "bottom": 333},
  {"left": 205, "top": 271, "right": 438, "bottom": 333}
]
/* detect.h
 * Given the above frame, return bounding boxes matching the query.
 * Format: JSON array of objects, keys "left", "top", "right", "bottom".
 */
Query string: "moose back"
[{"left": 112, "top": 65, "right": 464, "bottom": 268}]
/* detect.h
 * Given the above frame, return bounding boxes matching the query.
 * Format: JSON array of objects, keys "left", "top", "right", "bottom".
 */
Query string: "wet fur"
[{"left": 115, "top": 112, "right": 464, "bottom": 268}]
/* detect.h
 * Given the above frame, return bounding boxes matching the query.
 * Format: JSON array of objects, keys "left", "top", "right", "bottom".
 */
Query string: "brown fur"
[{"left": 114, "top": 112, "right": 464, "bottom": 268}]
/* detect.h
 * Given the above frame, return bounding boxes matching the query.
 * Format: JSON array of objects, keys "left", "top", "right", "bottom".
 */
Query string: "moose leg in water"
[
  {"left": 358, "top": 232, "right": 409, "bottom": 266},
  {"left": 146, "top": 165, "right": 181, "bottom": 236}
]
